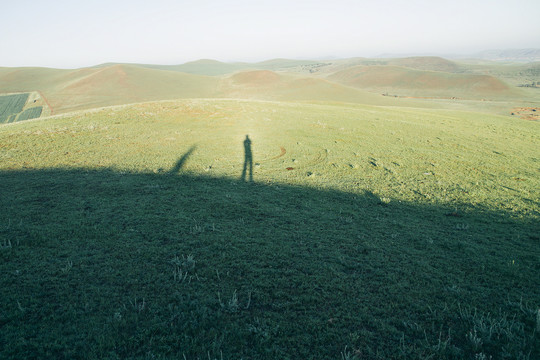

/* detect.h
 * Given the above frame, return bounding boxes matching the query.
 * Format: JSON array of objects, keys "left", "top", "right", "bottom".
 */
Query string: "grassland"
[
  {"left": 326, "top": 65, "right": 515, "bottom": 99},
  {"left": 16, "top": 106, "right": 42, "bottom": 121},
  {"left": 0, "top": 93, "right": 29, "bottom": 123},
  {"left": 2, "top": 56, "right": 538, "bottom": 118},
  {"left": 0, "top": 98, "right": 538, "bottom": 359},
  {"left": 0, "top": 93, "right": 44, "bottom": 124}
]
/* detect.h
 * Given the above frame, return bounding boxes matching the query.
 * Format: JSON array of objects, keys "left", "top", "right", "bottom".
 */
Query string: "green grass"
[
  {"left": 2, "top": 58, "right": 538, "bottom": 118},
  {"left": 16, "top": 106, "right": 42, "bottom": 121},
  {"left": 0, "top": 93, "right": 44, "bottom": 123},
  {"left": 0, "top": 99, "right": 538, "bottom": 359},
  {"left": 0, "top": 93, "right": 29, "bottom": 122}
]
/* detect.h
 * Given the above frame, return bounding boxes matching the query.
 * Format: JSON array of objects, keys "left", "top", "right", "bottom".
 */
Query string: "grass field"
[
  {"left": 16, "top": 106, "right": 43, "bottom": 121},
  {"left": 0, "top": 93, "right": 46, "bottom": 123},
  {"left": 2, "top": 57, "right": 538, "bottom": 118},
  {"left": 0, "top": 93, "right": 29, "bottom": 123},
  {"left": 0, "top": 99, "right": 538, "bottom": 359}
]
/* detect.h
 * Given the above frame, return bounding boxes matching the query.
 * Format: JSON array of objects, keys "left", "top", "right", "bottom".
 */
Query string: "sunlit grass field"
[{"left": 1, "top": 99, "right": 539, "bottom": 359}]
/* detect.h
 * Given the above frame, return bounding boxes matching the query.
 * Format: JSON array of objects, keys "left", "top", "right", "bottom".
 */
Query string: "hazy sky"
[{"left": 2, "top": 0, "right": 539, "bottom": 68}]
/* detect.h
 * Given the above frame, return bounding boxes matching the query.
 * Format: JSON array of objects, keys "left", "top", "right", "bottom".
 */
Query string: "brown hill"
[
  {"left": 229, "top": 70, "right": 282, "bottom": 86},
  {"left": 220, "top": 70, "right": 411, "bottom": 105},
  {"left": 5, "top": 62, "right": 497, "bottom": 114},
  {"left": 0, "top": 65, "right": 220, "bottom": 113},
  {"left": 327, "top": 65, "right": 515, "bottom": 99},
  {"left": 386, "top": 56, "right": 463, "bottom": 73},
  {"left": 0, "top": 66, "right": 408, "bottom": 114}
]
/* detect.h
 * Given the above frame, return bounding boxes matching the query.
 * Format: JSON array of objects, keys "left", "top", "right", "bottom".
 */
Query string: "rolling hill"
[
  {"left": 327, "top": 65, "right": 518, "bottom": 99},
  {"left": 0, "top": 98, "right": 538, "bottom": 359},
  {"left": 0, "top": 65, "right": 220, "bottom": 114},
  {"left": 1, "top": 54, "right": 538, "bottom": 358},
  {"left": 220, "top": 70, "right": 415, "bottom": 106},
  {"left": 313, "top": 56, "right": 463, "bottom": 74},
  {"left": 385, "top": 56, "right": 464, "bottom": 72},
  {"left": 0, "top": 56, "right": 537, "bottom": 119},
  {"left": 132, "top": 58, "right": 323, "bottom": 76},
  {"left": 0, "top": 64, "right": 412, "bottom": 115},
  {"left": 134, "top": 59, "right": 251, "bottom": 76}
]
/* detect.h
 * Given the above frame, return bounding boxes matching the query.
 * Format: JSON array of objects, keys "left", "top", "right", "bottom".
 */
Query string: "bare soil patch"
[{"left": 511, "top": 107, "right": 539, "bottom": 121}]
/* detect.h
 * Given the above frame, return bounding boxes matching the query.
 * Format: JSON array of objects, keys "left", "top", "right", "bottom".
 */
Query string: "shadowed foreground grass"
[{"left": 1, "top": 167, "right": 538, "bottom": 359}]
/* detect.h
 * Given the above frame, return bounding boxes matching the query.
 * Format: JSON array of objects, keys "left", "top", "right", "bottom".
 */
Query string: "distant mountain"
[
  {"left": 470, "top": 49, "right": 540, "bottom": 62},
  {"left": 138, "top": 59, "right": 250, "bottom": 76},
  {"left": 252, "top": 58, "right": 322, "bottom": 70},
  {"left": 385, "top": 57, "right": 463, "bottom": 73},
  {"left": 138, "top": 58, "right": 323, "bottom": 76}
]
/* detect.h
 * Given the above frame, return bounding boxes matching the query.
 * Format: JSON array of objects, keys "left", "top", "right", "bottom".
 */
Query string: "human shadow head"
[{"left": 169, "top": 145, "right": 197, "bottom": 174}]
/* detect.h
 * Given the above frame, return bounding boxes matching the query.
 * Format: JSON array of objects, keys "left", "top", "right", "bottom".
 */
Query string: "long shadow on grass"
[
  {"left": 0, "top": 168, "right": 538, "bottom": 359},
  {"left": 169, "top": 145, "right": 197, "bottom": 174}
]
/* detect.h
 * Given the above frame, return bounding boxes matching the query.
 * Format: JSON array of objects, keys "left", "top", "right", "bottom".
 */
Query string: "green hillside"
[
  {"left": 326, "top": 65, "right": 519, "bottom": 99},
  {"left": 1, "top": 99, "right": 538, "bottom": 359},
  {"left": 253, "top": 58, "right": 323, "bottom": 70},
  {"left": 220, "top": 70, "right": 419, "bottom": 106},
  {"left": 135, "top": 58, "right": 322, "bottom": 76},
  {"left": 137, "top": 59, "right": 251, "bottom": 76},
  {"left": 0, "top": 93, "right": 44, "bottom": 123},
  {"left": 1, "top": 56, "right": 538, "bottom": 117},
  {"left": 0, "top": 64, "right": 418, "bottom": 115},
  {"left": 0, "top": 65, "right": 221, "bottom": 114},
  {"left": 386, "top": 56, "right": 464, "bottom": 72}
]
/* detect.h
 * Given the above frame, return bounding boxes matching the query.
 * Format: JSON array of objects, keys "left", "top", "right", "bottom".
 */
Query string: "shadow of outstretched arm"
[{"left": 169, "top": 146, "right": 197, "bottom": 174}]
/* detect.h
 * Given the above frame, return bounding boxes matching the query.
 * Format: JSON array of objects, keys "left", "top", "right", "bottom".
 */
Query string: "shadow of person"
[
  {"left": 169, "top": 146, "right": 197, "bottom": 174},
  {"left": 241, "top": 135, "right": 253, "bottom": 182}
]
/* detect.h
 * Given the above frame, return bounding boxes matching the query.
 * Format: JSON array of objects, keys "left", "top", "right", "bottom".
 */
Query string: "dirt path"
[
  {"left": 270, "top": 147, "right": 286, "bottom": 160},
  {"left": 257, "top": 146, "right": 287, "bottom": 164},
  {"left": 37, "top": 90, "right": 54, "bottom": 115}
]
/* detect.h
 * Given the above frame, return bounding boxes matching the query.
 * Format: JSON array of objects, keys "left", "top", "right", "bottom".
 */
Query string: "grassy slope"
[
  {"left": 326, "top": 65, "right": 519, "bottom": 99},
  {"left": 110, "top": 59, "right": 323, "bottom": 76},
  {"left": 220, "top": 70, "right": 422, "bottom": 106},
  {"left": 1, "top": 57, "right": 537, "bottom": 118},
  {"left": 1, "top": 99, "right": 538, "bottom": 359},
  {"left": 136, "top": 59, "right": 251, "bottom": 76},
  {"left": 461, "top": 61, "right": 540, "bottom": 87},
  {"left": 386, "top": 57, "right": 464, "bottom": 73},
  {"left": 0, "top": 65, "right": 425, "bottom": 116},
  {"left": 0, "top": 65, "right": 221, "bottom": 114},
  {"left": 318, "top": 57, "right": 464, "bottom": 74}
]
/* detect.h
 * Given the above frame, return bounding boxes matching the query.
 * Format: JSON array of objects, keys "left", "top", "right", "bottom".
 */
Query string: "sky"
[{"left": 1, "top": 0, "right": 539, "bottom": 68}]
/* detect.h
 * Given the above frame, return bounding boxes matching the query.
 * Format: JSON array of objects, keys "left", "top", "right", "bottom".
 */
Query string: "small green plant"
[
  {"left": 61, "top": 260, "right": 73, "bottom": 274},
  {"left": 171, "top": 254, "right": 196, "bottom": 282},
  {"left": 0, "top": 239, "right": 12, "bottom": 250},
  {"left": 475, "top": 353, "right": 493, "bottom": 360},
  {"left": 218, "top": 290, "right": 239, "bottom": 313},
  {"left": 218, "top": 290, "right": 251, "bottom": 313},
  {"left": 190, "top": 224, "right": 203, "bottom": 234},
  {"left": 127, "top": 298, "right": 146, "bottom": 313},
  {"left": 458, "top": 304, "right": 535, "bottom": 359},
  {"left": 341, "top": 346, "right": 358, "bottom": 360},
  {"left": 173, "top": 266, "right": 189, "bottom": 282},
  {"left": 467, "top": 329, "right": 483, "bottom": 351},
  {"left": 171, "top": 254, "right": 196, "bottom": 270}
]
